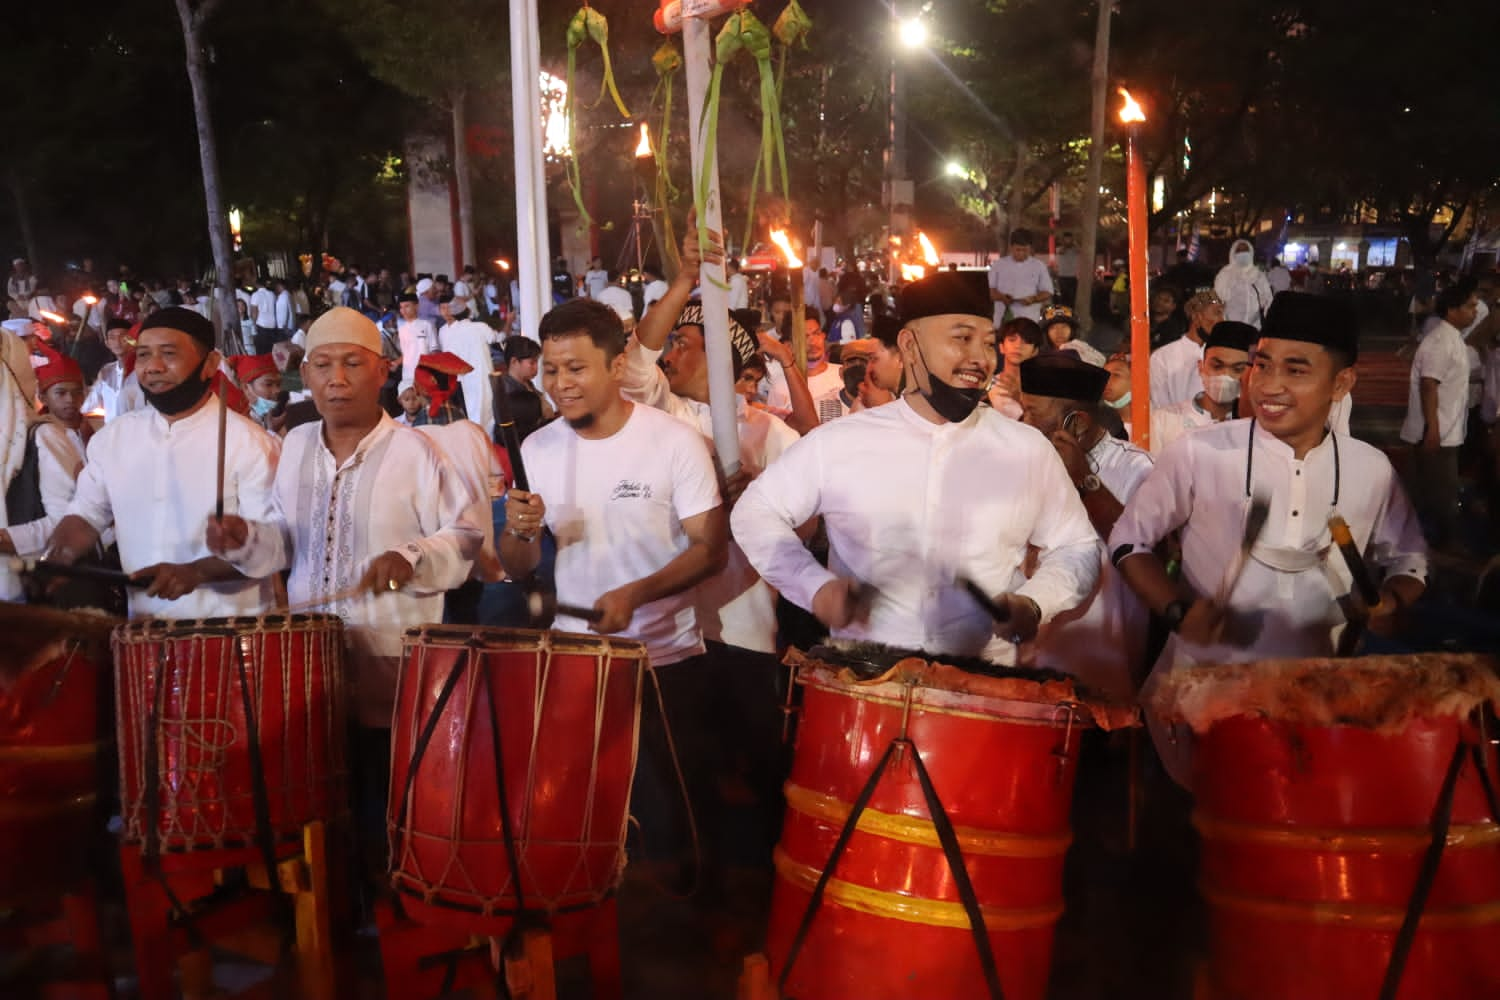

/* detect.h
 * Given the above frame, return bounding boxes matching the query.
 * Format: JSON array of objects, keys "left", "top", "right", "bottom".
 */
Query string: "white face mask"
[
  {"left": 1232, "top": 251, "right": 1254, "bottom": 268},
  {"left": 1204, "top": 374, "right": 1241, "bottom": 405}
]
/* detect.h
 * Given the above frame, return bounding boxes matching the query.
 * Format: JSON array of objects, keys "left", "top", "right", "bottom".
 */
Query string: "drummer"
[
  {"left": 1110, "top": 293, "right": 1428, "bottom": 772},
  {"left": 1017, "top": 353, "right": 1154, "bottom": 700},
  {"left": 733, "top": 271, "right": 1101, "bottom": 661},
  {"left": 499, "top": 297, "right": 728, "bottom": 888},
  {"left": 44, "top": 307, "right": 281, "bottom": 617}
]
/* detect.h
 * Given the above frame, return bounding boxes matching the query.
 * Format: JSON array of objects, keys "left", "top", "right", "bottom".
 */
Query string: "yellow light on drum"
[{"left": 770, "top": 229, "right": 803, "bottom": 270}]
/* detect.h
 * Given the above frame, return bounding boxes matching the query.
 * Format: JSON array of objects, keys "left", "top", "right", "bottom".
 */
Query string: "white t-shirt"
[
  {"left": 1149, "top": 334, "right": 1204, "bottom": 409},
  {"left": 249, "top": 287, "right": 277, "bottom": 327},
  {"left": 807, "top": 363, "right": 846, "bottom": 423},
  {"left": 1400, "top": 319, "right": 1470, "bottom": 447},
  {"left": 642, "top": 279, "right": 670, "bottom": 315},
  {"left": 728, "top": 272, "right": 750, "bottom": 311},
  {"left": 520, "top": 403, "right": 722, "bottom": 667},
  {"left": 584, "top": 269, "right": 610, "bottom": 299},
  {"left": 987, "top": 255, "right": 1053, "bottom": 324}
]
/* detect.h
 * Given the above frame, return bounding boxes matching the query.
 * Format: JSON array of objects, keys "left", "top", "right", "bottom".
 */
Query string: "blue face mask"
[
  {"left": 251, "top": 395, "right": 277, "bottom": 418},
  {"left": 1107, "top": 391, "right": 1131, "bottom": 410}
]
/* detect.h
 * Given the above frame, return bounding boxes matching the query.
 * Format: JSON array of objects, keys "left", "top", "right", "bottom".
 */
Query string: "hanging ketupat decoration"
[
  {"left": 742, "top": 0, "right": 812, "bottom": 251},
  {"left": 565, "top": 5, "right": 632, "bottom": 226}
]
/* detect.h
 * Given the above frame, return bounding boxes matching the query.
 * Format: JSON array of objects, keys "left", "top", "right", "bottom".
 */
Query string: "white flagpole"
[
  {"left": 682, "top": 10, "right": 741, "bottom": 476},
  {"left": 509, "top": 0, "right": 552, "bottom": 339}
]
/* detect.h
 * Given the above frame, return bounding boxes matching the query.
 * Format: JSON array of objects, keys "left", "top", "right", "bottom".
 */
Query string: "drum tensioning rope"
[
  {"left": 1377, "top": 733, "right": 1468, "bottom": 1000},
  {"left": 776, "top": 683, "right": 1006, "bottom": 1000}
]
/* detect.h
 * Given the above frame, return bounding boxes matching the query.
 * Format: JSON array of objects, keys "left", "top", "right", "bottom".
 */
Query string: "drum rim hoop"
[{"left": 401, "top": 624, "right": 649, "bottom": 658}]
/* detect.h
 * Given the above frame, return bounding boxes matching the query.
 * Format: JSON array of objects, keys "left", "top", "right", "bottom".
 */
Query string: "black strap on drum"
[
  {"left": 1377, "top": 736, "right": 1467, "bottom": 1000},
  {"left": 391, "top": 648, "right": 472, "bottom": 867},
  {"left": 231, "top": 636, "right": 297, "bottom": 952},
  {"left": 776, "top": 734, "right": 1005, "bottom": 1000}
]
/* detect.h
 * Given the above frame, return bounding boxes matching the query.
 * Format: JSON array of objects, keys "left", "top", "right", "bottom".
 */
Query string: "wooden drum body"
[
  {"left": 388, "top": 627, "right": 647, "bottom": 933},
  {"left": 0, "top": 617, "right": 111, "bottom": 901},
  {"left": 767, "top": 649, "right": 1133, "bottom": 1000},
  {"left": 113, "top": 615, "right": 347, "bottom": 855},
  {"left": 1154, "top": 653, "right": 1500, "bottom": 1000}
]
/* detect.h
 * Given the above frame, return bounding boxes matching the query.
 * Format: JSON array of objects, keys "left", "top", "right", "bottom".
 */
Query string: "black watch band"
[{"left": 1162, "top": 599, "right": 1190, "bottom": 633}]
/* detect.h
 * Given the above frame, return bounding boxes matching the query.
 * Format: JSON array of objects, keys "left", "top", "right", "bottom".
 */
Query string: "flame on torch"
[
  {"left": 1118, "top": 88, "right": 1146, "bottom": 125},
  {"left": 917, "top": 232, "right": 940, "bottom": 267},
  {"left": 82, "top": 294, "right": 98, "bottom": 306},
  {"left": 635, "top": 123, "right": 653, "bottom": 158},
  {"left": 900, "top": 263, "right": 927, "bottom": 282},
  {"left": 38, "top": 310, "right": 67, "bottom": 324},
  {"left": 770, "top": 229, "right": 803, "bottom": 269}
]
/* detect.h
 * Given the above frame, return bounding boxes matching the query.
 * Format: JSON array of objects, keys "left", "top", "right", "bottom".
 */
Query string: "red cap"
[
  {"left": 231, "top": 353, "right": 278, "bottom": 385},
  {"left": 415, "top": 351, "right": 473, "bottom": 418},
  {"left": 34, "top": 348, "right": 83, "bottom": 392}
]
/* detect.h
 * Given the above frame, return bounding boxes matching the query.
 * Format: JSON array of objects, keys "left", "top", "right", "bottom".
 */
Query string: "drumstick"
[
  {"left": 11, "top": 556, "right": 147, "bottom": 589},
  {"left": 491, "top": 372, "right": 530, "bottom": 493},
  {"left": 214, "top": 377, "right": 228, "bottom": 520},
  {"left": 524, "top": 590, "right": 605, "bottom": 625},
  {"left": 1329, "top": 513, "right": 1381, "bottom": 609},
  {"left": 959, "top": 577, "right": 1011, "bottom": 624},
  {"left": 1215, "top": 494, "right": 1271, "bottom": 607}
]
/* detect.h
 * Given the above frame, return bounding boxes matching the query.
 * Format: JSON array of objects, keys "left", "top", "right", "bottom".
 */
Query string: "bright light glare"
[
  {"left": 898, "top": 18, "right": 928, "bottom": 49},
  {"left": 945, "top": 161, "right": 966, "bottom": 179}
]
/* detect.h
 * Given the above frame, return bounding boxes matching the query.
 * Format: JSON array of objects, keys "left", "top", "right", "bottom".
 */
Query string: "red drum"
[
  {"left": 0, "top": 607, "right": 113, "bottom": 901},
  {"left": 1153, "top": 653, "right": 1500, "bottom": 1000},
  {"left": 767, "top": 648, "right": 1136, "bottom": 1000},
  {"left": 388, "top": 627, "right": 647, "bottom": 932},
  {"left": 114, "top": 615, "right": 347, "bottom": 854}
]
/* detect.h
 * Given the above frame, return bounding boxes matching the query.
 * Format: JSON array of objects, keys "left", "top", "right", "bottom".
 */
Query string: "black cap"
[
  {"left": 1204, "top": 320, "right": 1257, "bottom": 353},
  {"left": 674, "top": 301, "right": 760, "bottom": 374},
  {"left": 897, "top": 272, "right": 991, "bottom": 327},
  {"left": 1260, "top": 292, "right": 1358, "bottom": 362},
  {"left": 1018, "top": 352, "right": 1109, "bottom": 402},
  {"left": 397, "top": 292, "right": 418, "bottom": 304},
  {"left": 139, "top": 306, "right": 215, "bottom": 351}
]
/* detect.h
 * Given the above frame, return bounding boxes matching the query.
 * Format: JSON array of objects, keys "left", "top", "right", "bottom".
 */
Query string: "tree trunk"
[
  {"left": 7, "top": 172, "right": 40, "bottom": 277},
  {"left": 1005, "top": 143, "right": 1032, "bottom": 244},
  {"left": 1075, "top": 0, "right": 1112, "bottom": 332},
  {"left": 451, "top": 89, "right": 477, "bottom": 272},
  {"left": 174, "top": 0, "right": 242, "bottom": 354}
]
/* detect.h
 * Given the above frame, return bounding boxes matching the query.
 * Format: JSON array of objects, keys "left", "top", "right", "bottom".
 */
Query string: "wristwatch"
[
  {"left": 1077, "top": 473, "right": 1102, "bottom": 495},
  {"left": 1161, "top": 599, "right": 1190, "bottom": 633}
]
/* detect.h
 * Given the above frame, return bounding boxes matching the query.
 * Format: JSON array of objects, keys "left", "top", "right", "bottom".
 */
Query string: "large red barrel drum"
[
  {"left": 114, "top": 615, "right": 348, "bottom": 854},
  {"left": 767, "top": 648, "right": 1135, "bottom": 1000},
  {"left": 0, "top": 608, "right": 114, "bottom": 901},
  {"left": 388, "top": 627, "right": 647, "bottom": 933},
  {"left": 1153, "top": 653, "right": 1500, "bottom": 1000}
]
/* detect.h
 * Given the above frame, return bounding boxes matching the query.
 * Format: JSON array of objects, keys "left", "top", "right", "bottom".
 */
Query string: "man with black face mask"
[
  {"left": 734, "top": 272, "right": 1101, "bottom": 662},
  {"left": 45, "top": 307, "right": 280, "bottom": 618}
]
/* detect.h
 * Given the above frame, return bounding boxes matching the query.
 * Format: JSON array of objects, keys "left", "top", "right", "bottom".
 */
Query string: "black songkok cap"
[
  {"left": 397, "top": 292, "right": 419, "bottom": 304},
  {"left": 1019, "top": 352, "right": 1110, "bottom": 402},
  {"left": 139, "top": 306, "right": 215, "bottom": 351},
  {"left": 1260, "top": 292, "right": 1359, "bottom": 362},
  {"left": 897, "top": 271, "right": 991, "bottom": 327},
  {"left": 1203, "top": 320, "right": 1257, "bottom": 353},
  {"left": 674, "top": 301, "right": 760, "bottom": 374}
]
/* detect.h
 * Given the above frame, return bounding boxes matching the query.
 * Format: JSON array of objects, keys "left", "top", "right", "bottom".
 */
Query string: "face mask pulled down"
[
  {"left": 143, "top": 365, "right": 213, "bottom": 416},
  {"left": 912, "top": 339, "right": 987, "bottom": 423}
]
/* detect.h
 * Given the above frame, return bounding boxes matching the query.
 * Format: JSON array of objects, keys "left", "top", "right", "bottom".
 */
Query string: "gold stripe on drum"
[
  {"left": 0, "top": 742, "right": 103, "bottom": 762},
  {"left": 773, "top": 847, "right": 1064, "bottom": 931},
  {"left": 1194, "top": 811, "right": 1500, "bottom": 853},
  {"left": 0, "top": 792, "right": 97, "bottom": 819},
  {"left": 785, "top": 783, "right": 1072, "bottom": 859},
  {"left": 1200, "top": 882, "right": 1500, "bottom": 930}
]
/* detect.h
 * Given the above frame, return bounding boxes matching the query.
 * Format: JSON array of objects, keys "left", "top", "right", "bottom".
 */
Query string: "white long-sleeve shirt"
[
  {"left": 7, "top": 422, "right": 87, "bottom": 557},
  {"left": 226, "top": 414, "right": 483, "bottom": 726},
  {"left": 83, "top": 360, "right": 128, "bottom": 421},
  {"left": 416, "top": 419, "right": 502, "bottom": 582},
  {"left": 1110, "top": 418, "right": 1427, "bottom": 672},
  {"left": 67, "top": 396, "right": 280, "bottom": 619},
  {"left": 1149, "top": 334, "right": 1203, "bottom": 409},
  {"left": 732, "top": 399, "right": 1102, "bottom": 659},
  {"left": 620, "top": 338, "right": 799, "bottom": 653},
  {"left": 397, "top": 318, "right": 438, "bottom": 384},
  {"left": 437, "top": 319, "right": 496, "bottom": 436}
]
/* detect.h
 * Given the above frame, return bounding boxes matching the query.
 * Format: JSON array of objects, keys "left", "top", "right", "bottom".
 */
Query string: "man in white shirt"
[
  {"left": 641, "top": 263, "right": 670, "bottom": 316},
  {"left": 82, "top": 319, "right": 133, "bottom": 422},
  {"left": 988, "top": 228, "right": 1054, "bottom": 325},
  {"left": 1055, "top": 231, "right": 1081, "bottom": 306},
  {"left": 1150, "top": 289, "right": 1224, "bottom": 409},
  {"left": 594, "top": 279, "right": 637, "bottom": 332},
  {"left": 1112, "top": 293, "right": 1427, "bottom": 782},
  {"left": 727, "top": 258, "right": 750, "bottom": 311},
  {"left": 395, "top": 292, "right": 437, "bottom": 385},
  {"left": 6, "top": 259, "right": 36, "bottom": 315},
  {"left": 46, "top": 307, "right": 280, "bottom": 619},
  {"left": 583, "top": 257, "right": 610, "bottom": 300},
  {"left": 273, "top": 278, "right": 295, "bottom": 333},
  {"left": 436, "top": 295, "right": 495, "bottom": 436},
  {"left": 1018, "top": 353, "right": 1154, "bottom": 700},
  {"left": 1149, "top": 321, "right": 1253, "bottom": 455},
  {"left": 500, "top": 297, "right": 728, "bottom": 888},
  {"left": 1266, "top": 257, "right": 1293, "bottom": 297},
  {"left": 249, "top": 278, "right": 278, "bottom": 354},
  {"left": 1400, "top": 282, "right": 1477, "bottom": 548},
  {"left": 734, "top": 271, "right": 1101, "bottom": 662},
  {"left": 801, "top": 315, "right": 846, "bottom": 423}
]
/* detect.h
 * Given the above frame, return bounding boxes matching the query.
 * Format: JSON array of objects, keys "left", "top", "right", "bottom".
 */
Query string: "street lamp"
[
  {"left": 898, "top": 16, "right": 928, "bottom": 49},
  {"left": 945, "top": 161, "right": 967, "bottom": 179},
  {"left": 887, "top": 9, "right": 927, "bottom": 284}
]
